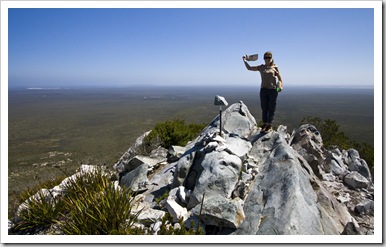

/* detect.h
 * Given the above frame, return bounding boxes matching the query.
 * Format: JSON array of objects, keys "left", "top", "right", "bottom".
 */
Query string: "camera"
[{"left": 244, "top": 54, "right": 258, "bottom": 61}]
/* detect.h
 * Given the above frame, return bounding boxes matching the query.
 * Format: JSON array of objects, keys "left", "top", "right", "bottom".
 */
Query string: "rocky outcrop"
[
  {"left": 11, "top": 101, "right": 374, "bottom": 235},
  {"left": 114, "top": 101, "right": 374, "bottom": 235}
]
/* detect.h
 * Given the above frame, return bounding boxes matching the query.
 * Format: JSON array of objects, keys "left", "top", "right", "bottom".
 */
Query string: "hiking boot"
[
  {"left": 265, "top": 124, "right": 273, "bottom": 132},
  {"left": 260, "top": 123, "right": 268, "bottom": 133}
]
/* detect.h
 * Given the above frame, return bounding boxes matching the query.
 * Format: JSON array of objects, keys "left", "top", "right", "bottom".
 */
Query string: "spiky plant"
[
  {"left": 13, "top": 189, "right": 64, "bottom": 233},
  {"left": 57, "top": 169, "right": 144, "bottom": 234}
]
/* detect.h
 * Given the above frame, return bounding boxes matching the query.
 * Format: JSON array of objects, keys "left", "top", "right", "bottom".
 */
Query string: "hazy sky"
[{"left": 6, "top": 2, "right": 377, "bottom": 88}]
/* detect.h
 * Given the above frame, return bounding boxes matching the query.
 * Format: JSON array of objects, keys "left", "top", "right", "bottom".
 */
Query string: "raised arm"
[{"left": 243, "top": 56, "right": 259, "bottom": 71}]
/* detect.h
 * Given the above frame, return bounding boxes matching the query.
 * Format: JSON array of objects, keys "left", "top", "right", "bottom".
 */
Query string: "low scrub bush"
[
  {"left": 154, "top": 189, "right": 169, "bottom": 206},
  {"left": 13, "top": 190, "right": 64, "bottom": 233},
  {"left": 13, "top": 168, "right": 145, "bottom": 235},
  {"left": 157, "top": 213, "right": 204, "bottom": 235},
  {"left": 57, "top": 169, "right": 145, "bottom": 235},
  {"left": 143, "top": 117, "right": 206, "bottom": 151},
  {"left": 12, "top": 168, "right": 204, "bottom": 235}
]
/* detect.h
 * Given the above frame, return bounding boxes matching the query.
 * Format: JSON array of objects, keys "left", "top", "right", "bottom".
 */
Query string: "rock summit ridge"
[{"left": 12, "top": 101, "right": 374, "bottom": 235}]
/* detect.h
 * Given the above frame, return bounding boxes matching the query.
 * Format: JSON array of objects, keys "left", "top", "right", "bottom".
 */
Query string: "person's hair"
[{"left": 264, "top": 51, "right": 275, "bottom": 66}]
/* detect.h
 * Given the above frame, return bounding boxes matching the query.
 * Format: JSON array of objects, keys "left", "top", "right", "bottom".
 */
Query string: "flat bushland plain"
[{"left": 7, "top": 85, "right": 374, "bottom": 215}]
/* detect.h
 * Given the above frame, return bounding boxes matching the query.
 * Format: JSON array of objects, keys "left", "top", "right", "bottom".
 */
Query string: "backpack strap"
[{"left": 273, "top": 66, "right": 279, "bottom": 76}]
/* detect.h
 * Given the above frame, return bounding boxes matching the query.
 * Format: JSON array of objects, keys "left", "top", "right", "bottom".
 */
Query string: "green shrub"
[
  {"left": 157, "top": 213, "right": 203, "bottom": 235},
  {"left": 12, "top": 164, "right": 210, "bottom": 235},
  {"left": 13, "top": 190, "right": 64, "bottom": 233},
  {"left": 11, "top": 167, "right": 206, "bottom": 235},
  {"left": 12, "top": 168, "right": 146, "bottom": 235},
  {"left": 57, "top": 169, "right": 144, "bottom": 235},
  {"left": 144, "top": 117, "right": 206, "bottom": 151},
  {"left": 154, "top": 189, "right": 169, "bottom": 206}
]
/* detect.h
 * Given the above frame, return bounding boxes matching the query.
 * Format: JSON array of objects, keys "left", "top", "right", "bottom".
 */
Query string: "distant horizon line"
[{"left": 8, "top": 84, "right": 374, "bottom": 90}]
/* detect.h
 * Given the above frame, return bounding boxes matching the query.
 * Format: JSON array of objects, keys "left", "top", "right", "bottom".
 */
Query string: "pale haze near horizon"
[{"left": 6, "top": 3, "right": 375, "bottom": 89}]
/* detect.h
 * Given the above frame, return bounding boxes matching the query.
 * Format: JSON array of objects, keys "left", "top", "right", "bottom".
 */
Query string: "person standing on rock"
[{"left": 243, "top": 51, "right": 283, "bottom": 132}]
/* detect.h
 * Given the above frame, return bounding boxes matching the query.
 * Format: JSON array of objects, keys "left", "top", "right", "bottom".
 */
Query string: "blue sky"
[{"left": 7, "top": 5, "right": 376, "bottom": 88}]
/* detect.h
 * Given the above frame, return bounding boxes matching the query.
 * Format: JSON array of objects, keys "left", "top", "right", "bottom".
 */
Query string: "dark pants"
[{"left": 260, "top": 88, "right": 278, "bottom": 124}]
